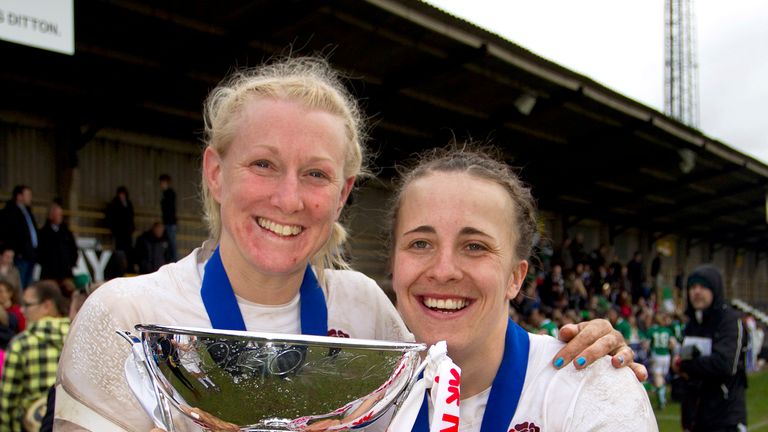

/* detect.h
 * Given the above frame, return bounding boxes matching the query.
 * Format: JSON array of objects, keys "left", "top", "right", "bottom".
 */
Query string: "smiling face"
[
  {"left": 203, "top": 97, "right": 354, "bottom": 284},
  {"left": 392, "top": 172, "right": 528, "bottom": 364}
]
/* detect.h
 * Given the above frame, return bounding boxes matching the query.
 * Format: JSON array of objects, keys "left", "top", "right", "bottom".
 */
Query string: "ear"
[
  {"left": 335, "top": 176, "right": 356, "bottom": 219},
  {"left": 506, "top": 259, "right": 529, "bottom": 301},
  {"left": 202, "top": 147, "right": 223, "bottom": 203},
  {"left": 42, "top": 299, "right": 57, "bottom": 317}
]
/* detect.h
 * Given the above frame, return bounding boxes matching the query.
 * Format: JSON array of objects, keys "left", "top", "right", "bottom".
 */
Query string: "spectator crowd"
[
  {"left": 0, "top": 176, "right": 178, "bottom": 431},
  {"left": 512, "top": 234, "right": 767, "bottom": 412},
  {"left": 0, "top": 179, "right": 765, "bottom": 430}
]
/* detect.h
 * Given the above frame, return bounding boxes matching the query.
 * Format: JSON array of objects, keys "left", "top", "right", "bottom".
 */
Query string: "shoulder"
[
  {"left": 8, "top": 330, "right": 32, "bottom": 351},
  {"left": 323, "top": 268, "right": 390, "bottom": 311},
  {"left": 722, "top": 306, "right": 743, "bottom": 322},
  {"left": 81, "top": 249, "right": 203, "bottom": 320},
  {"left": 518, "top": 333, "right": 655, "bottom": 430},
  {"left": 323, "top": 268, "right": 395, "bottom": 311},
  {"left": 324, "top": 268, "right": 379, "bottom": 286},
  {"left": 323, "top": 269, "right": 411, "bottom": 342},
  {"left": 323, "top": 269, "right": 384, "bottom": 300},
  {"left": 559, "top": 358, "right": 655, "bottom": 430}
]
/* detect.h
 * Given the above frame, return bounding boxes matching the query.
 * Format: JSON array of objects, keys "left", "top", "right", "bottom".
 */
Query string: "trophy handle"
[
  {"left": 117, "top": 331, "right": 175, "bottom": 432},
  {"left": 391, "top": 355, "right": 428, "bottom": 418},
  {"left": 389, "top": 341, "right": 460, "bottom": 431}
]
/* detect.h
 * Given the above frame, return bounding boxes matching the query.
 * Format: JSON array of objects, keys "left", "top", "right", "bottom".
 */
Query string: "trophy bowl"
[{"left": 129, "top": 324, "right": 426, "bottom": 431}]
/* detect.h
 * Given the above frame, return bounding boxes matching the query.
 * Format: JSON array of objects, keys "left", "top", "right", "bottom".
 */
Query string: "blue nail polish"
[
  {"left": 576, "top": 357, "right": 586, "bottom": 367},
  {"left": 554, "top": 357, "right": 564, "bottom": 368}
]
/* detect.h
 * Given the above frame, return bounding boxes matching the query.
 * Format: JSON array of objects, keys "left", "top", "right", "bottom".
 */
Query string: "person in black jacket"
[
  {"left": 134, "top": 222, "right": 171, "bottom": 274},
  {"left": 673, "top": 264, "right": 747, "bottom": 432},
  {"left": 159, "top": 174, "right": 178, "bottom": 262},
  {"left": 37, "top": 201, "right": 78, "bottom": 286},
  {"left": 0, "top": 185, "right": 38, "bottom": 289},
  {"left": 105, "top": 186, "right": 135, "bottom": 272}
]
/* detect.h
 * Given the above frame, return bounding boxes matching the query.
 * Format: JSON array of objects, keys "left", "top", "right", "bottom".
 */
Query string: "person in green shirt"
[
  {"left": 607, "top": 307, "right": 631, "bottom": 342},
  {"left": 644, "top": 312, "right": 676, "bottom": 409},
  {"left": 528, "top": 307, "right": 559, "bottom": 338}
]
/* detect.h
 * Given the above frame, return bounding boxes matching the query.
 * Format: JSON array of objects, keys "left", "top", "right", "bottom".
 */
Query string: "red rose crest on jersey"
[
  {"left": 327, "top": 329, "right": 349, "bottom": 338},
  {"left": 511, "top": 421, "right": 541, "bottom": 432}
]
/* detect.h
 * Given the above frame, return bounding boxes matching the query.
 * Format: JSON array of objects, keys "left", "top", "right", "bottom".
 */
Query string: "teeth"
[
  {"left": 423, "top": 297, "right": 468, "bottom": 311},
  {"left": 258, "top": 218, "right": 302, "bottom": 237}
]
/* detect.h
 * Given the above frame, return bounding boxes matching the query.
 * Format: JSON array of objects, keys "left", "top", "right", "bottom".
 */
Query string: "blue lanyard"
[
  {"left": 413, "top": 318, "right": 530, "bottom": 431},
  {"left": 200, "top": 246, "right": 328, "bottom": 335}
]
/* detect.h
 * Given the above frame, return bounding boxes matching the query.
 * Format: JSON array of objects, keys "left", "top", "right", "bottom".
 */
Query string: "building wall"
[{"left": 0, "top": 118, "right": 208, "bottom": 256}]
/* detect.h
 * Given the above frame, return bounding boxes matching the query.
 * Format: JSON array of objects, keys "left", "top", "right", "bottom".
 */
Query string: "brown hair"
[
  {"left": 0, "top": 278, "right": 19, "bottom": 306},
  {"left": 387, "top": 145, "right": 538, "bottom": 264},
  {"left": 29, "top": 280, "right": 69, "bottom": 317}
]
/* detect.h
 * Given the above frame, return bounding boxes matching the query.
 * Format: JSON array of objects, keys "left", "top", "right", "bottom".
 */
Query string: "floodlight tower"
[{"left": 664, "top": 0, "right": 699, "bottom": 128}]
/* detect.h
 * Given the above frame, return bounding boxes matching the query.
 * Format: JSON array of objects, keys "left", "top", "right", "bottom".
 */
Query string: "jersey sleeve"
[{"left": 56, "top": 282, "right": 156, "bottom": 431}]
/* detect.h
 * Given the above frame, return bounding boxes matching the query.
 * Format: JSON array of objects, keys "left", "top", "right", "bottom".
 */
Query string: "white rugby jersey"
[
  {"left": 56, "top": 243, "right": 412, "bottom": 432},
  {"left": 455, "top": 333, "right": 657, "bottom": 432}
]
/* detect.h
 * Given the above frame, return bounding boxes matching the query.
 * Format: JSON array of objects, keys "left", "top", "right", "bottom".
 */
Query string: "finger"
[
  {"left": 557, "top": 323, "right": 580, "bottom": 342},
  {"left": 570, "top": 333, "right": 623, "bottom": 369},
  {"left": 551, "top": 319, "right": 613, "bottom": 368},
  {"left": 628, "top": 362, "right": 649, "bottom": 382},
  {"left": 609, "top": 345, "right": 635, "bottom": 368}
]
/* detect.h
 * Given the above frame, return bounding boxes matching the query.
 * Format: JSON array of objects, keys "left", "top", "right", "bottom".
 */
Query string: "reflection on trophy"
[{"left": 119, "top": 325, "right": 438, "bottom": 431}]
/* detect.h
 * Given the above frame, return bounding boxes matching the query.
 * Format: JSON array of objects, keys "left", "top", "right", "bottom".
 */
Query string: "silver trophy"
[{"left": 119, "top": 325, "right": 427, "bottom": 431}]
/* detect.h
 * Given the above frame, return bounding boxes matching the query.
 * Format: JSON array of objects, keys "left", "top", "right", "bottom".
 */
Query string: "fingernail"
[
  {"left": 190, "top": 411, "right": 200, "bottom": 420},
  {"left": 617, "top": 355, "right": 625, "bottom": 365},
  {"left": 576, "top": 357, "right": 586, "bottom": 367},
  {"left": 554, "top": 357, "right": 564, "bottom": 368}
]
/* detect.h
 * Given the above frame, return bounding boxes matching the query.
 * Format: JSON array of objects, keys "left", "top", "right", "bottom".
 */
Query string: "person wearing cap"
[{"left": 672, "top": 264, "right": 747, "bottom": 432}]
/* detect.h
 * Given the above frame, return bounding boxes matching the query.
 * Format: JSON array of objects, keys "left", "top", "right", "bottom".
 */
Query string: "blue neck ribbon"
[
  {"left": 200, "top": 246, "right": 328, "bottom": 335},
  {"left": 413, "top": 318, "right": 530, "bottom": 431}
]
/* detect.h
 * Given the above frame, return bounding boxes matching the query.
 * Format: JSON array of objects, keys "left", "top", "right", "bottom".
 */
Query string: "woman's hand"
[{"left": 553, "top": 319, "right": 648, "bottom": 382}]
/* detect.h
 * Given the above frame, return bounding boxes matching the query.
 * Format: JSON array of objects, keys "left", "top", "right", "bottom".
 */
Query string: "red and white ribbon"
[{"left": 387, "top": 341, "right": 461, "bottom": 432}]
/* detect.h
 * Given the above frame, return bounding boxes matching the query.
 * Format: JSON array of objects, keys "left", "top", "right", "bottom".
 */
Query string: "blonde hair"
[{"left": 201, "top": 57, "right": 367, "bottom": 275}]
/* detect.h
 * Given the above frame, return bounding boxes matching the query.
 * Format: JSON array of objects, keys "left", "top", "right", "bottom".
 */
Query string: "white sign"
[{"left": 0, "top": 0, "right": 74, "bottom": 55}]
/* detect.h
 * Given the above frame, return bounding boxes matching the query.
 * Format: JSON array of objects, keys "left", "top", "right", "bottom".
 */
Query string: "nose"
[
  {"left": 270, "top": 174, "right": 305, "bottom": 213},
  {"left": 425, "top": 247, "right": 463, "bottom": 283}
]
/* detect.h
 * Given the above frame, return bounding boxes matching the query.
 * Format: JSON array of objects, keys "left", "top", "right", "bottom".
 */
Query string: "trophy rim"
[
  {"left": 130, "top": 324, "right": 425, "bottom": 430},
  {"left": 135, "top": 324, "right": 426, "bottom": 352}
]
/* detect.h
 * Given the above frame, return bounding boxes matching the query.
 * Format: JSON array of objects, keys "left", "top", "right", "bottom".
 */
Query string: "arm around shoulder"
[{"left": 565, "top": 359, "right": 658, "bottom": 431}]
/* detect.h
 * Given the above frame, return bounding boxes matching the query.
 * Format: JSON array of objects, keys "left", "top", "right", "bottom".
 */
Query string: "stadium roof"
[{"left": 1, "top": 0, "right": 766, "bottom": 252}]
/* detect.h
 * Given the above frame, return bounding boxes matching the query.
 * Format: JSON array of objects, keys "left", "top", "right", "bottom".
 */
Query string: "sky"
[{"left": 424, "top": 0, "right": 768, "bottom": 164}]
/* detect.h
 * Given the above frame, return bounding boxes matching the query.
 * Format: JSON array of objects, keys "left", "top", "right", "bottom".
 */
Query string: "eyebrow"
[
  {"left": 402, "top": 225, "right": 435, "bottom": 236},
  {"left": 401, "top": 225, "right": 492, "bottom": 237},
  {"left": 459, "top": 226, "right": 492, "bottom": 238}
]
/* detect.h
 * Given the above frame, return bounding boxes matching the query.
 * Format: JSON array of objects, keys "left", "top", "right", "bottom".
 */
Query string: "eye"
[
  {"left": 409, "top": 240, "right": 430, "bottom": 250},
  {"left": 308, "top": 170, "right": 329, "bottom": 180},
  {"left": 465, "top": 242, "right": 488, "bottom": 252},
  {"left": 251, "top": 160, "right": 271, "bottom": 169}
]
